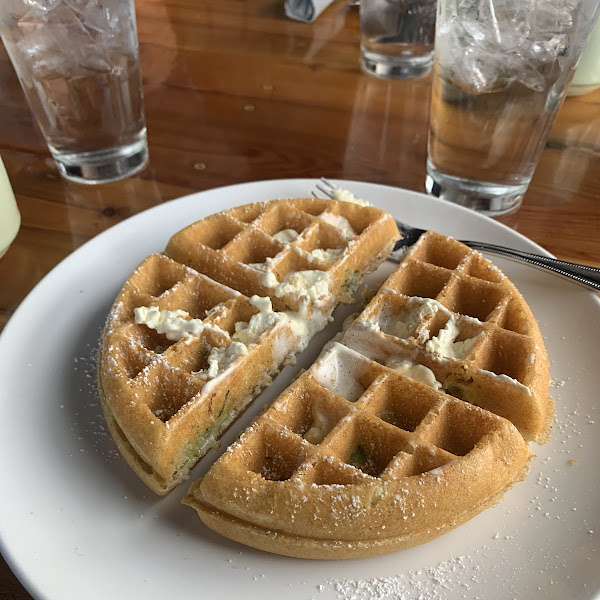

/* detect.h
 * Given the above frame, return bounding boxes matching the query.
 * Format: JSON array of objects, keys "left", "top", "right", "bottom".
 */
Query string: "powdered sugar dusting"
[
  {"left": 203, "top": 366, "right": 596, "bottom": 599},
  {"left": 72, "top": 336, "right": 120, "bottom": 462},
  {"left": 322, "top": 555, "right": 481, "bottom": 599}
]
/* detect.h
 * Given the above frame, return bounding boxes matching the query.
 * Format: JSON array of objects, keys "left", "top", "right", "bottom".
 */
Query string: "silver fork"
[{"left": 314, "top": 179, "right": 600, "bottom": 293}]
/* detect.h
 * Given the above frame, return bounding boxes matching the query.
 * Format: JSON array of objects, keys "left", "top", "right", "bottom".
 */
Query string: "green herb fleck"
[
  {"left": 349, "top": 445, "right": 367, "bottom": 466},
  {"left": 342, "top": 269, "right": 359, "bottom": 292},
  {"left": 217, "top": 390, "right": 230, "bottom": 419}
]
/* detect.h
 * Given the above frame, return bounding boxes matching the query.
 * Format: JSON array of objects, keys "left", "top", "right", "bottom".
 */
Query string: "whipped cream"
[
  {"left": 260, "top": 270, "right": 279, "bottom": 288},
  {"left": 313, "top": 343, "right": 367, "bottom": 402},
  {"left": 303, "top": 405, "right": 330, "bottom": 444},
  {"left": 330, "top": 187, "right": 371, "bottom": 207},
  {"left": 194, "top": 342, "right": 248, "bottom": 379},
  {"left": 318, "top": 212, "right": 356, "bottom": 241},
  {"left": 134, "top": 306, "right": 228, "bottom": 342},
  {"left": 262, "top": 269, "right": 330, "bottom": 303},
  {"left": 272, "top": 229, "right": 299, "bottom": 244},
  {"left": 277, "top": 270, "right": 329, "bottom": 300},
  {"left": 310, "top": 247, "right": 344, "bottom": 264},
  {"left": 386, "top": 358, "right": 442, "bottom": 390},
  {"left": 380, "top": 297, "right": 447, "bottom": 339},
  {"left": 360, "top": 320, "right": 382, "bottom": 334},
  {"left": 478, "top": 369, "right": 531, "bottom": 395},
  {"left": 232, "top": 296, "right": 281, "bottom": 345},
  {"left": 425, "top": 319, "right": 481, "bottom": 360}
]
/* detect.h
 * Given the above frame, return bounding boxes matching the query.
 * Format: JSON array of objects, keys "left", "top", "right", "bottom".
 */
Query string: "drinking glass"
[
  {"left": 0, "top": 0, "right": 148, "bottom": 184},
  {"left": 568, "top": 19, "right": 600, "bottom": 96},
  {"left": 360, "top": 0, "right": 437, "bottom": 79},
  {"left": 0, "top": 157, "right": 20, "bottom": 259},
  {"left": 426, "top": 0, "right": 600, "bottom": 215}
]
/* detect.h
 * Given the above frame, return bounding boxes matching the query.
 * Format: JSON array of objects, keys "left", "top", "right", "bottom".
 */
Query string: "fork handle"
[{"left": 462, "top": 240, "right": 600, "bottom": 292}]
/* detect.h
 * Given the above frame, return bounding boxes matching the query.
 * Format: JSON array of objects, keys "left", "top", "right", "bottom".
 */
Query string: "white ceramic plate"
[{"left": 1, "top": 179, "right": 599, "bottom": 600}]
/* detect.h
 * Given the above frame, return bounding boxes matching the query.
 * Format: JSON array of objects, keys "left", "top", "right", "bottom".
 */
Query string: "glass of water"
[
  {"left": 360, "top": 0, "right": 437, "bottom": 79},
  {"left": 426, "top": 0, "right": 600, "bottom": 215},
  {"left": 0, "top": 0, "right": 148, "bottom": 185}
]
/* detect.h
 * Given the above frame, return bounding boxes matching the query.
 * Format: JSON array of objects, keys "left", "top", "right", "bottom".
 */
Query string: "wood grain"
[{"left": 0, "top": 0, "right": 599, "bottom": 596}]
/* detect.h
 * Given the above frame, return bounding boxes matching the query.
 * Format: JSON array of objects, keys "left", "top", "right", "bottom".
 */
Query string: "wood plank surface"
[{"left": 1, "top": 0, "right": 599, "bottom": 597}]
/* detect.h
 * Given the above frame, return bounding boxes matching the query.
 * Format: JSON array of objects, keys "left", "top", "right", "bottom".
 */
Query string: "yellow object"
[
  {"left": 0, "top": 157, "right": 20, "bottom": 259},
  {"left": 569, "top": 19, "right": 600, "bottom": 96}
]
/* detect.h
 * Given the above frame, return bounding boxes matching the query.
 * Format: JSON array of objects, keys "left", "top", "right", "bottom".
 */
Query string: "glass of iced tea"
[
  {"left": 0, "top": 0, "right": 148, "bottom": 184},
  {"left": 426, "top": 0, "right": 600, "bottom": 215}
]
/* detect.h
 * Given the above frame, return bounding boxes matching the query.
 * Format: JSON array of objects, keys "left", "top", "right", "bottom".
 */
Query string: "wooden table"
[{"left": 0, "top": 1, "right": 598, "bottom": 597}]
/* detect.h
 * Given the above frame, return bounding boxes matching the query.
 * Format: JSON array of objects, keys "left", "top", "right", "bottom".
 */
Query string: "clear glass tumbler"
[
  {"left": 0, "top": 0, "right": 148, "bottom": 184},
  {"left": 360, "top": 0, "right": 437, "bottom": 79},
  {"left": 426, "top": 0, "right": 600, "bottom": 215}
]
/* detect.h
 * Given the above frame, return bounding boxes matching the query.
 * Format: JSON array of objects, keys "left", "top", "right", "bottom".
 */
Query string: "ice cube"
[
  {"left": 23, "top": 0, "right": 56, "bottom": 12},
  {"left": 438, "top": 0, "right": 584, "bottom": 94},
  {"left": 461, "top": 19, "right": 488, "bottom": 43},
  {"left": 66, "top": 0, "right": 124, "bottom": 34},
  {"left": 16, "top": 21, "right": 55, "bottom": 62},
  {"left": 515, "top": 61, "right": 549, "bottom": 91},
  {"left": 16, "top": 2, "right": 119, "bottom": 74},
  {"left": 528, "top": 1, "right": 576, "bottom": 35},
  {"left": 530, "top": 34, "right": 569, "bottom": 63}
]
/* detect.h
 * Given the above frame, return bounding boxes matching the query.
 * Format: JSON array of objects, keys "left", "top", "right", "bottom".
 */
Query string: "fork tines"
[{"left": 313, "top": 177, "right": 337, "bottom": 199}]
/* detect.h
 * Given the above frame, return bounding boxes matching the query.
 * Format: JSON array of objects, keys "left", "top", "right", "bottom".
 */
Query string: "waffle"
[
  {"left": 183, "top": 230, "right": 552, "bottom": 559},
  {"left": 98, "top": 198, "right": 399, "bottom": 494}
]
